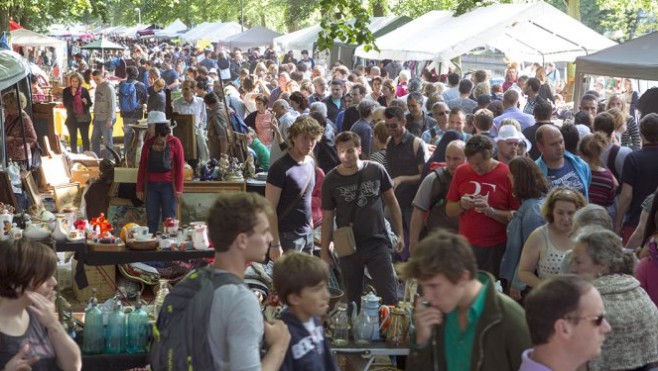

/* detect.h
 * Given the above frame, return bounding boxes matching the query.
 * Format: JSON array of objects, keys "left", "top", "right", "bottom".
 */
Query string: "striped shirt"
[{"left": 589, "top": 168, "right": 617, "bottom": 207}]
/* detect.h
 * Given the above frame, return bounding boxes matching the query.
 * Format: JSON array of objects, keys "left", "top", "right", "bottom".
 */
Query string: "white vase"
[{"left": 52, "top": 214, "right": 69, "bottom": 242}]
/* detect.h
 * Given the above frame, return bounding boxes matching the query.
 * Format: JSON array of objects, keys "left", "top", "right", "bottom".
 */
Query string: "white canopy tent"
[
  {"left": 222, "top": 26, "right": 281, "bottom": 49},
  {"left": 274, "top": 16, "right": 407, "bottom": 53},
  {"left": 573, "top": 31, "right": 658, "bottom": 106},
  {"left": 355, "top": 2, "right": 615, "bottom": 63},
  {"left": 180, "top": 22, "right": 244, "bottom": 43},
  {"left": 10, "top": 28, "right": 67, "bottom": 81},
  {"left": 155, "top": 19, "right": 187, "bottom": 39}
]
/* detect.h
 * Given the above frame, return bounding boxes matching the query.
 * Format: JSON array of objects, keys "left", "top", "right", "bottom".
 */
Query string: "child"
[{"left": 272, "top": 252, "right": 337, "bottom": 371}]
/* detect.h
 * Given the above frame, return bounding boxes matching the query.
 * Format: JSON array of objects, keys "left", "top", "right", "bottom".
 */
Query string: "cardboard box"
[
  {"left": 72, "top": 259, "right": 116, "bottom": 302},
  {"left": 70, "top": 167, "right": 100, "bottom": 185},
  {"left": 114, "top": 167, "right": 139, "bottom": 183}
]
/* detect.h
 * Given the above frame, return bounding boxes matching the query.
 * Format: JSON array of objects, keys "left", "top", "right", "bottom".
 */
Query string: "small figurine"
[
  {"left": 218, "top": 154, "right": 230, "bottom": 181},
  {"left": 225, "top": 157, "right": 244, "bottom": 182},
  {"left": 243, "top": 155, "right": 256, "bottom": 179}
]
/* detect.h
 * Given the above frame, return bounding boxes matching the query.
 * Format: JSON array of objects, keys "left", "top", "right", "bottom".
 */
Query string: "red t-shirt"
[{"left": 447, "top": 161, "right": 519, "bottom": 247}]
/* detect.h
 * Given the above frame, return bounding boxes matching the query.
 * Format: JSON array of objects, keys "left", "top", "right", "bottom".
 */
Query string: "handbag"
[
  {"left": 75, "top": 112, "right": 91, "bottom": 123},
  {"left": 30, "top": 142, "right": 43, "bottom": 171},
  {"left": 332, "top": 165, "right": 366, "bottom": 258}
]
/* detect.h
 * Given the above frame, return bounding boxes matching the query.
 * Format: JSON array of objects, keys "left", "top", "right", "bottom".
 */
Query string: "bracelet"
[
  {"left": 270, "top": 243, "right": 281, "bottom": 248},
  {"left": 486, "top": 207, "right": 495, "bottom": 217}
]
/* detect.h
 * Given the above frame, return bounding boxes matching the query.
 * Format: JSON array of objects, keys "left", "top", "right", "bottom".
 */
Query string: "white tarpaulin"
[
  {"left": 273, "top": 16, "right": 406, "bottom": 52},
  {"left": 155, "top": 19, "right": 187, "bottom": 38},
  {"left": 10, "top": 28, "right": 67, "bottom": 49},
  {"left": 355, "top": 2, "right": 615, "bottom": 63},
  {"left": 180, "top": 22, "right": 244, "bottom": 43},
  {"left": 223, "top": 26, "right": 282, "bottom": 49}
]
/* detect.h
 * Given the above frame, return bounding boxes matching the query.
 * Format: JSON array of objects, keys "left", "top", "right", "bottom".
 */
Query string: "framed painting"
[
  {"left": 177, "top": 181, "right": 246, "bottom": 225},
  {"left": 0, "top": 171, "right": 17, "bottom": 210},
  {"left": 21, "top": 171, "right": 44, "bottom": 211},
  {"left": 52, "top": 183, "right": 80, "bottom": 211}
]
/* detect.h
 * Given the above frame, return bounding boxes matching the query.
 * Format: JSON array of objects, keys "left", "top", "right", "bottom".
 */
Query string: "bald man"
[
  {"left": 535, "top": 125, "right": 591, "bottom": 199},
  {"left": 409, "top": 140, "right": 466, "bottom": 255}
]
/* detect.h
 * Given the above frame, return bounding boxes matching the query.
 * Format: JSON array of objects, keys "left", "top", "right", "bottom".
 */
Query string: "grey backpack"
[{"left": 149, "top": 268, "right": 242, "bottom": 371}]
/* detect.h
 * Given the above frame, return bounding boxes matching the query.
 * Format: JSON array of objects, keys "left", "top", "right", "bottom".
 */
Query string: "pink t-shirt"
[
  {"left": 447, "top": 162, "right": 519, "bottom": 247},
  {"left": 635, "top": 257, "right": 658, "bottom": 307}
]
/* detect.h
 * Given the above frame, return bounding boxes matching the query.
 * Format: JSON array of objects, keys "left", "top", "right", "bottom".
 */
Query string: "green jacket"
[
  {"left": 406, "top": 272, "right": 531, "bottom": 371},
  {"left": 250, "top": 137, "right": 270, "bottom": 171}
]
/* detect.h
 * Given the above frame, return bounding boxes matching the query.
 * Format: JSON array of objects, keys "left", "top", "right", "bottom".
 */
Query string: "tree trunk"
[
  {"left": 565, "top": 0, "right": 580, "bottom": 103},
  {"left": 372, "top": 0, "right": 385, "bottom": 17}
]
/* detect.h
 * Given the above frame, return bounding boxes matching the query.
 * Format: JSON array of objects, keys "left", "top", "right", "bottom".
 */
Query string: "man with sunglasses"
[
  {"left": 522, "top": 275, "right": 611, "bottom": 371},
  {"left": 422, "top": 102, "right": 450, "bottom": 144}
]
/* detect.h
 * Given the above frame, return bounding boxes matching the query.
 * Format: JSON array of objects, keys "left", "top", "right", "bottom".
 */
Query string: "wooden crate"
[
  {"left": 71, "top": 259, "right": 116, "bottom": 302},
  {"left": 70, "top": 167, "right": 100, "bottom": 185}
]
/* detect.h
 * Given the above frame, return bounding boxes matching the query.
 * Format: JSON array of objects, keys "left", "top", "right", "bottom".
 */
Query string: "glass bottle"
[
  {"left": 153, "top": 279, "right": 170, "bottom": 321},
  {"left": 105, "top": 297, "right": 126, "bottom": 354},
  {"left": 82, "top": 290, "right": 105, "bottom": 355},
  {"left": 327, "top": 302, "right": 350, "bottom": 346},
  {"left": 127, "top": 293, "right": 150, "bottom": 354}
]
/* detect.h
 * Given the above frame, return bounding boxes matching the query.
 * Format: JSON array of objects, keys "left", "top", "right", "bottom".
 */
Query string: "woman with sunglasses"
[
  {"left": 518, "top": 187, "right": 586, "bottom": 289},
  {"left": 570, "top": 227, "right": 658, "bottom": 371}
]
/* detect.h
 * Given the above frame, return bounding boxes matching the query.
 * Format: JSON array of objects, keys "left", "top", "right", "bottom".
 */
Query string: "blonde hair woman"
[{"left": 607, "top": 94, "right": 641, "bottom": 150}]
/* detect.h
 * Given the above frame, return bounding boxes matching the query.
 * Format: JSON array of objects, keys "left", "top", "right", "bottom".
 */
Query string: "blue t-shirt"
[{"left": 546, "top": 160, "right": 585, "bottom": 195}]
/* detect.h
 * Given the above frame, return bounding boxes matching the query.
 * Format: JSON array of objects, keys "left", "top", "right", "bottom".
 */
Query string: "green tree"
[
  {"left": 1, "top": 0, "right": 93, "bottom": 33},
  {"left": 316, "top": 0, "right": 378, "bottom": 52}
]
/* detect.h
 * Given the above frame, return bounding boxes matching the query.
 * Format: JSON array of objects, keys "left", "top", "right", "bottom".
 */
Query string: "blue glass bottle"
[
  {"left": 106, "top": 299, "right": 126, "bottom": 354},
  {"left": 82, "top": 290, "right": 105, "bottom": 355},
  {"left": 127, "top": 293, "right": 150, "bottom": 354}
]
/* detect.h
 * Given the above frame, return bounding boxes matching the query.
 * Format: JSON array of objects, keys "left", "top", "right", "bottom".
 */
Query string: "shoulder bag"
[{"left": 332, "top": 163, "right": 366, "bottom": 258}]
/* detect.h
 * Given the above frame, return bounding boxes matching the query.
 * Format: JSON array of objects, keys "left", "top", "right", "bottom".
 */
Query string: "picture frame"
[
  {"left": 0, "top": 171, "right": 18, "bottom": 210},
  {"left": 177, "top": 181, "right": 246, "bottom": 225},
  {"left": 52, "top": 183, "right": 80, "bottom": 212},
  {"left": 21, "top": 171, "right": 44, "bottom": 211}
]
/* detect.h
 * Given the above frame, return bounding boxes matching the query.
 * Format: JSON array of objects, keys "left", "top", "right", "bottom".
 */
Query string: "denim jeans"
[
  {"left": 280, "top": 231, "right": 314, "bottom": 254},
  {"left": 146, "top": 181, "right": 177, "bottom": 234},
  {"left": 91, "top": 119, "right": 115, "bottom": 159}
]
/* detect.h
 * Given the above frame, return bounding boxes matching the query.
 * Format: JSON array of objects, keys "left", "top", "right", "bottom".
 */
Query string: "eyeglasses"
[
  {"left": 565, "top": 313, "right": 606, "bottom": 327},
  {"left": 504, "top": 141, "right": 521, "bottom": 146},
  {"left": 435, "top": 111, "right": 451, "bottom": 116}
]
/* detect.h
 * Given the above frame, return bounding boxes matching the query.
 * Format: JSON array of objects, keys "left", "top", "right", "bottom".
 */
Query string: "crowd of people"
[{"left": 4, "top": 36, "right": 658, "bottom": 370}]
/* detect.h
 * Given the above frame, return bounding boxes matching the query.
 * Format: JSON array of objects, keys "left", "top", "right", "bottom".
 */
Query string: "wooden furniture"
[
  {"left": 177, "top": 181, "right": 246, "bottom": 225},
  {"left": 171, "top": 113, "right": 197, "bottom": 160},
  {"left": 32, "top": 102, "right": 61, "bottom": 154}
]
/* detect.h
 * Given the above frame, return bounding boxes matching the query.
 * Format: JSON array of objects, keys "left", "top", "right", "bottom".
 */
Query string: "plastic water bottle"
[
  {"left": 127, "top": 293, "right": 150, "bottom": 354},
  {"left": 106, "top": 299, "right": 126, "bottom": 354},
  {"left": 82, "top": 291, "right": 105, "bottom": 355}
]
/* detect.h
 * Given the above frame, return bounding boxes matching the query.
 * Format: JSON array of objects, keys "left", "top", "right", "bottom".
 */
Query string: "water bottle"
[
  {"left": 106, "top": 299, "right": 126, "bottom": 354},
  {"left": 153, "top": 279, "right": 170, "bottom": 321},
  {"left": 82, "top": 290, "right": 105, "bottom": 355},
  {"left": 127, "top": 293, "right": 150, "bottom": 354}
]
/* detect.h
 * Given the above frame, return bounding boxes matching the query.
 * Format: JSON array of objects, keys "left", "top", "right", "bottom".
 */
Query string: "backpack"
[
  {"left": 147, "top": 142, "right": 172, "bottom": 173},
  {"left": 150, "top": 268, "right": 243, "bottom": 371},
  {"left": 421, "top": 165, "right": 456, "bottom": 238},
  {"left": 119, "top": 81, "right": 139, "bottom": 113}
]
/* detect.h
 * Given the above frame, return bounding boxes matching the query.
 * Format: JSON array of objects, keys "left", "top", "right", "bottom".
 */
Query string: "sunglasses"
[
  {"left": 386, "top": 124, "right": 399, "bottom": 129},
  {"left": 435, "top": 111, "right": 451, "bottom": 116},
  {"left": 565, "top": 313, "right": 606, "bottom": 327}
]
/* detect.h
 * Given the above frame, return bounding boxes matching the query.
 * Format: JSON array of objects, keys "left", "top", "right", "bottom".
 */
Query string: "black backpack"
[
  {"left": 150, "top": 268, "right": 243, "bottom": 371},
  {"left": 147, "top": 142, "right": 172, "bottom": 173}
]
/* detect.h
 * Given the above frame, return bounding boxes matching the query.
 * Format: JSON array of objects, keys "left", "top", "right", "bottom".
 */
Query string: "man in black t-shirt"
[
  {"left": 266, "top": 116, "right": 324, "bottom": 261},
  {"left": 321, "top": 131, "right": 404, "bottom": 307}
]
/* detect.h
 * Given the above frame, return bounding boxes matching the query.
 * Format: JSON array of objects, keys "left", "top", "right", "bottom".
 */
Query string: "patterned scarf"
[{"left": 72, "top": 86, "right": 84, "bottom": 115}]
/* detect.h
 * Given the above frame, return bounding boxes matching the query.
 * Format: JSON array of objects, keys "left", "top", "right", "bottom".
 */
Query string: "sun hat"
[
  {"left": 147, "top": 111, "right": 169, "bottom": 125},
  {"left": 494, "top": 124, "right": 532, "bottom": 152}
]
